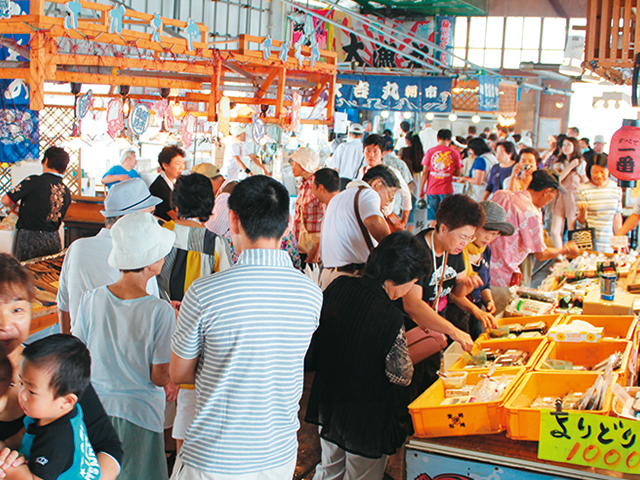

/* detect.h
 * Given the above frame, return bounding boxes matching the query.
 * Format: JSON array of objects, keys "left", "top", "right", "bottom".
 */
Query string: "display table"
[
  {"left": 64, "top": 195, "right": 105, "bottom": 245},
  {"left": 406, "top": 434, "right": 639, "bottom": 480}
]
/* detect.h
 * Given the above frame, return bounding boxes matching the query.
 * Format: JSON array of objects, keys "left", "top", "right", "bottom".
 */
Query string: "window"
[{"left": 453, "top": 16, "right": 580, "bottom": 70}]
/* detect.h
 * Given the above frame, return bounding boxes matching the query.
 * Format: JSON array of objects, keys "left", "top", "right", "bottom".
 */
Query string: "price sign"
[{"left": 539, "top": 409, "right": 640, "bottom": 474}]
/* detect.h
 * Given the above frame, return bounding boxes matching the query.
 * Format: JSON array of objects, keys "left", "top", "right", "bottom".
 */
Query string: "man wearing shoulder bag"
[
  {"left": 319, "top": 165, "right": 399, "bottom": 289},
  {"left": 291, "top": 147, "right": 323, "bottom": 267}
]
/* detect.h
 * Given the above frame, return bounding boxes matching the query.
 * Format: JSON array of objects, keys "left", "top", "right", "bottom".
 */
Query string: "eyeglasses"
[{"left": 451, "top": 230, "right": 476, "bottom": 244}]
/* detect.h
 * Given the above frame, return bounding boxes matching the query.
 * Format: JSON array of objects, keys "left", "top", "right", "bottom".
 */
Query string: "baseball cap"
[
  {"left": 349, "top": 123, "right": 364, "bottom": 135},
  {"left": 529, "top": 169, "right": 567, "bottom": 194}
]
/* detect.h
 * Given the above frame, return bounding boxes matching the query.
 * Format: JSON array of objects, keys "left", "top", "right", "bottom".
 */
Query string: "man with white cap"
[
  {"left": 57, "top": 178, "right": 162, "bottom": 334},
  {"left": 291, "top": 146, "right": 324, "bottom": 264},
  {"left": 75, "top": 212, "right": 176, "bottom": 480},
  {"left": 221, "top": 125, "right": 269, "bottom": 180},
  {"left": 593, "top": 134, "right": 607, "bottom": 154},
  {"left": 327, "top": 123, "right": 365, "bottom": 180}
]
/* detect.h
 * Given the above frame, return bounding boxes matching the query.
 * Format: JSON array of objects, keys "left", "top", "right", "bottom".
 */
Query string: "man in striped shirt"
[{"left": 170, "top": 176, "right": 323, "bottom": 479}]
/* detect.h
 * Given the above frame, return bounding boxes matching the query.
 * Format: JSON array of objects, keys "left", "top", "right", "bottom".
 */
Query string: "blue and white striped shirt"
[{"left": 172, "top": 249, "right": 322, "bottom": 474}]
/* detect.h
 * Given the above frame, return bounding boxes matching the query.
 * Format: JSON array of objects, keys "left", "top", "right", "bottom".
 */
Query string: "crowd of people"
[{"left": 0, "top": 120, "right": 630, "bottom": 480}]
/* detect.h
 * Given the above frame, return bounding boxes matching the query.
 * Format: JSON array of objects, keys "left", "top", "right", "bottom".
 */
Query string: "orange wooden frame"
[{"left": 0, "top": 0, "right": 338, "bottom": 124}]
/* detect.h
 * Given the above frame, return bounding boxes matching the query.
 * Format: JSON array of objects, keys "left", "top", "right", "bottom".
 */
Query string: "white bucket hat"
[
  {"left": 231, "top": 125, "right": 247, "bottom": 137},
  {"left": 108, "top": 212, "right": 175, "bottom": 270},
  {"left": 290, "top": 147, "right": 320, "bottom": 173},
  {"left": 101, "top": 178, "right": 162, "bottom": 218}
]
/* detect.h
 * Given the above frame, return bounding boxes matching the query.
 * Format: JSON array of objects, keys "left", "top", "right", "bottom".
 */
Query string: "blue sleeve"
[
  {"left": 102, "top": 165, "right": 123, "bottom": 181},
  {"left": 472, "top": 156, "right": 486, "bottom": 173},
  {"left": 129, "top": 169, "right": 141, "bottom": 178}
]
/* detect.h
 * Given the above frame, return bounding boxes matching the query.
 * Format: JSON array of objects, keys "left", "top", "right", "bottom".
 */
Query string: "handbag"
[
  {"left": 406, "top": 247, "right": 449, "bottom": 364},
  {"left": 297, "top": 207, "right": 321, "bottom": 254}
]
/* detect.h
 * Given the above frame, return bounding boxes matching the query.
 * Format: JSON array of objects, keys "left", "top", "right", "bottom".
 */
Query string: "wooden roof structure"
[{"left": 0, "top": 0, "right": 338, "bottom": 124}]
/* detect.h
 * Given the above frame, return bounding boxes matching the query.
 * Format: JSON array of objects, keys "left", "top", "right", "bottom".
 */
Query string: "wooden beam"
[
  {"left": 308, "top": 79, "right": 327, "bottom": 105},
  {"left": 53, "top": 71, "right": 203, "bottom": 90},
  {"left": 55, "top": 54, "right": 214, "bottom": 76},
  {"left": 29, "top": 33, "right": 46, "bottom": 110},
  {"left": 256, "top": 69, "right": 279, "bottom": 99},
  {"left": 208, "top": 57, "right": 221, "bottom": 122},
  {"left": 0, "top": 68, "right": 29, "bottom": 79},
  {"left": 275, "top": 67, "right": 286, "bottom": 120}
]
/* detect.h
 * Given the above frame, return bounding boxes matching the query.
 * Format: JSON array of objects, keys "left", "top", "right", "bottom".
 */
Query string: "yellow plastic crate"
[
  {"left": 534, "top": 340, "right": 633, "bottom": 385},
  {"left": 504, "top": 371, "right": 615, "bottom": 441},
  {"left": 448, "top": 337, "right": 549, "bottom": 373},
  {"left": 409, "top": 368, "right": 525, "bottom": 438},
  {"left": 477, "top": 314, "right": 563, "bottom": 343}
]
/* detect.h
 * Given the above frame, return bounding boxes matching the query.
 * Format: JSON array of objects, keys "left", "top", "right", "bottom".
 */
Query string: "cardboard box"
[
  {"left": 443, "top": 341, "right": 465, "bottom": 371},
  {"left": 582, "top": 288, "right": 635, "bottom": 316}
]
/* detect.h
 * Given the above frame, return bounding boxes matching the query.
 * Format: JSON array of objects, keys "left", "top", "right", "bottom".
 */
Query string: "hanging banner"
[
  {"left": 0, "top": 0, "right": 30, "bottom": 105},
  {"left": 0, "top": 107, "right": 39, "bottom": 163},
  {"left": 291, "top": 9, "right": 435, "bottom": 69},
  {"left": 336, "top": 75, "right": 452, "bottom": 112},
  {"left": 436, "top": 15, "right": 454, "bottom": 67},
  {"left": 539, "top": 409, "right": 640, "bottom": 475},
  {"left": 478, "top": 75, "right": 500, "bottom": 111}
]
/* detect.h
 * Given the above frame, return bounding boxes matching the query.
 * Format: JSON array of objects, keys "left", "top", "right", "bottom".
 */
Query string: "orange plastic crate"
[
  {"left": 534, "top": 340, "right": 633, "bottom": 385},
  {"left": 560, "top": 315, "right": 638, "bottom": 341},
  {"left": 477, "top": 314, "right": 563, "bottom": 343},
  {"left": 504, "top": 371, "right": 615, "bottom": 441},
  {"left": 448, "top": 337, "right": 549, "bottom": 373},
  {"left": 409, "top": 368, "right": 525, "bottom": 438}
]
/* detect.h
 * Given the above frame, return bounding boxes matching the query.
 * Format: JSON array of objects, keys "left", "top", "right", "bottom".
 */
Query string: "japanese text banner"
[
  {"left": 336, "top": 75, "right": 452, "bottom": 112},
  {"left": 539, "top": 409, "right": 640, "bottom": 474}
]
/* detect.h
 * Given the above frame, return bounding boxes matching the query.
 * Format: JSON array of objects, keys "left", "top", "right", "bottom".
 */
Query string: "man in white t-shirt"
[
  {"left": 221, "top": 125, "right": 269, "bottom": 180},
  {"left": 327, "top": 123, "right": 365, "bottom": 179},
  {"left": 419, "top": 120, "right": 438, "bottom": 152},
  {"left": 57, "top": 178, "right": 162, "bottom": 334},
  {"left": 319, "top": 165, "right": 399, "bottom": 289}
]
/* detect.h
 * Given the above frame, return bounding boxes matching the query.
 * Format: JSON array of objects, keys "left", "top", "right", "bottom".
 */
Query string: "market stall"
[{"left": 406, "top": 252, "right": 640, "bottom": 480}]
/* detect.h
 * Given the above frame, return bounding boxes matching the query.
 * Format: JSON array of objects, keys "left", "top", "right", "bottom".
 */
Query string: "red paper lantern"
[{"left": 609, "top": 119, "right": 640, "bottom": 188}]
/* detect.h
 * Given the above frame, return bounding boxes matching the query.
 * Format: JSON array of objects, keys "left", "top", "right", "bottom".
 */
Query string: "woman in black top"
[
  {"left": 306, "top": 232, "right": 429, "bottom": 479},
  {"left": 1, "top": 147, "right": 71, "bottom": 261},
  {"left": 149, "top": 145, "right": 186, "bottom": 222},
  {"left": 0, "top": 254, "right": 123, "bottom": 478}
]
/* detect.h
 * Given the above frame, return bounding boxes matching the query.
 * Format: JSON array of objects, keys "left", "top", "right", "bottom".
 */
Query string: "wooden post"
[
  {"left": 275, "top": 66, "right": 286, "bottom": 120},
  {"left": 326, "top": 73, "right": 335, "bottom": 124},
  {"left": 29, "top": 34, "right": 46, "bottom": 110},
  {"left": 208, "top": 56, "right": 221, "bottom": 122}
]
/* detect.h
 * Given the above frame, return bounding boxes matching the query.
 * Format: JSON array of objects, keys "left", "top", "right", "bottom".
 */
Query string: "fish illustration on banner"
[
  {"left": 106, "top": 98, "right": 124, "bottom": 140},
  {"left": 291, "top": 9, "right": 435, "bottom": 69},
  {"left": 76, "top": 90, "right": 93, "bottom": 119},
  {"left": 180, "top": 113, "right": 196, "bottom": 149}
]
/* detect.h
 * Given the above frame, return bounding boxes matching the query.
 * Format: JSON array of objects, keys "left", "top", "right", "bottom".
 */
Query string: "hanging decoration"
[
  {"left": 279, "top": 41, "right": 290, "bottom": 63},
  {"left": 63, "top": 0, "right": 81, "bottom": 30},
  {"left": 294, "top": 42, "right": 304, "bottom": 67},
  {"left": 180, "top": 113, "right": 196, "bottom": 149},
  {"left": 218, "top": 96, "right": 231, "bottom": 136},
  {"left": 290, "top": 91, "right": 302, "bottom": 134},
  {"left": 0, "top": 0, "right": 12, "bottom": 19},
  {"left": 129, "top": 103, "right": 150, "bottom": 136},
  {"left": 150, "top": 13, "right": 163, "bottom": 43},
  {"left": 609, "top": 119, "right": 640, "bottom": 188},
  {"left": 185, "top": 19, "right": 200, "bottom": 52},
  {"left": 0, "top": 108, "right": 39, "bottom": 163},
  {"left": 478, "top": 75, "right": 500, "bottom": 111},
  {"left": 106, "top": 98, "right": 124, "bottom": 140},
  {"left": 251, "top": 114, "right": 266, "bottom": 145},
  {"left": 152, "top": 98, "right": 174, "bottom": 128},
  {"left": 76, "top": 90, "right": 93, "bottom": 119},
  {"left": 261, "top": 35, "right": 273, "bottom": 60},
  {"left": 108, "top": 4, "right": 126, "bottom": 35}
]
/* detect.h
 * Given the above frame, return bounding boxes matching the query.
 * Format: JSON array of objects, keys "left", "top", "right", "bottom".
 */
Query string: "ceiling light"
[
  {"left": 471, "top": 114, "right": 481, "bottom": 124},
  {"left": 448, "top": 113, "right": 457, "bottom": 122}
]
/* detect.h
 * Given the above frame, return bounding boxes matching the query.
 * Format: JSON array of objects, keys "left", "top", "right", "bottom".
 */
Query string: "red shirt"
[
  {"left": 293, "top": 176, "right": 325, "bottom": 239},
  {"left": 422, "top": 145, "right": 463, "bottom": 195}
]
